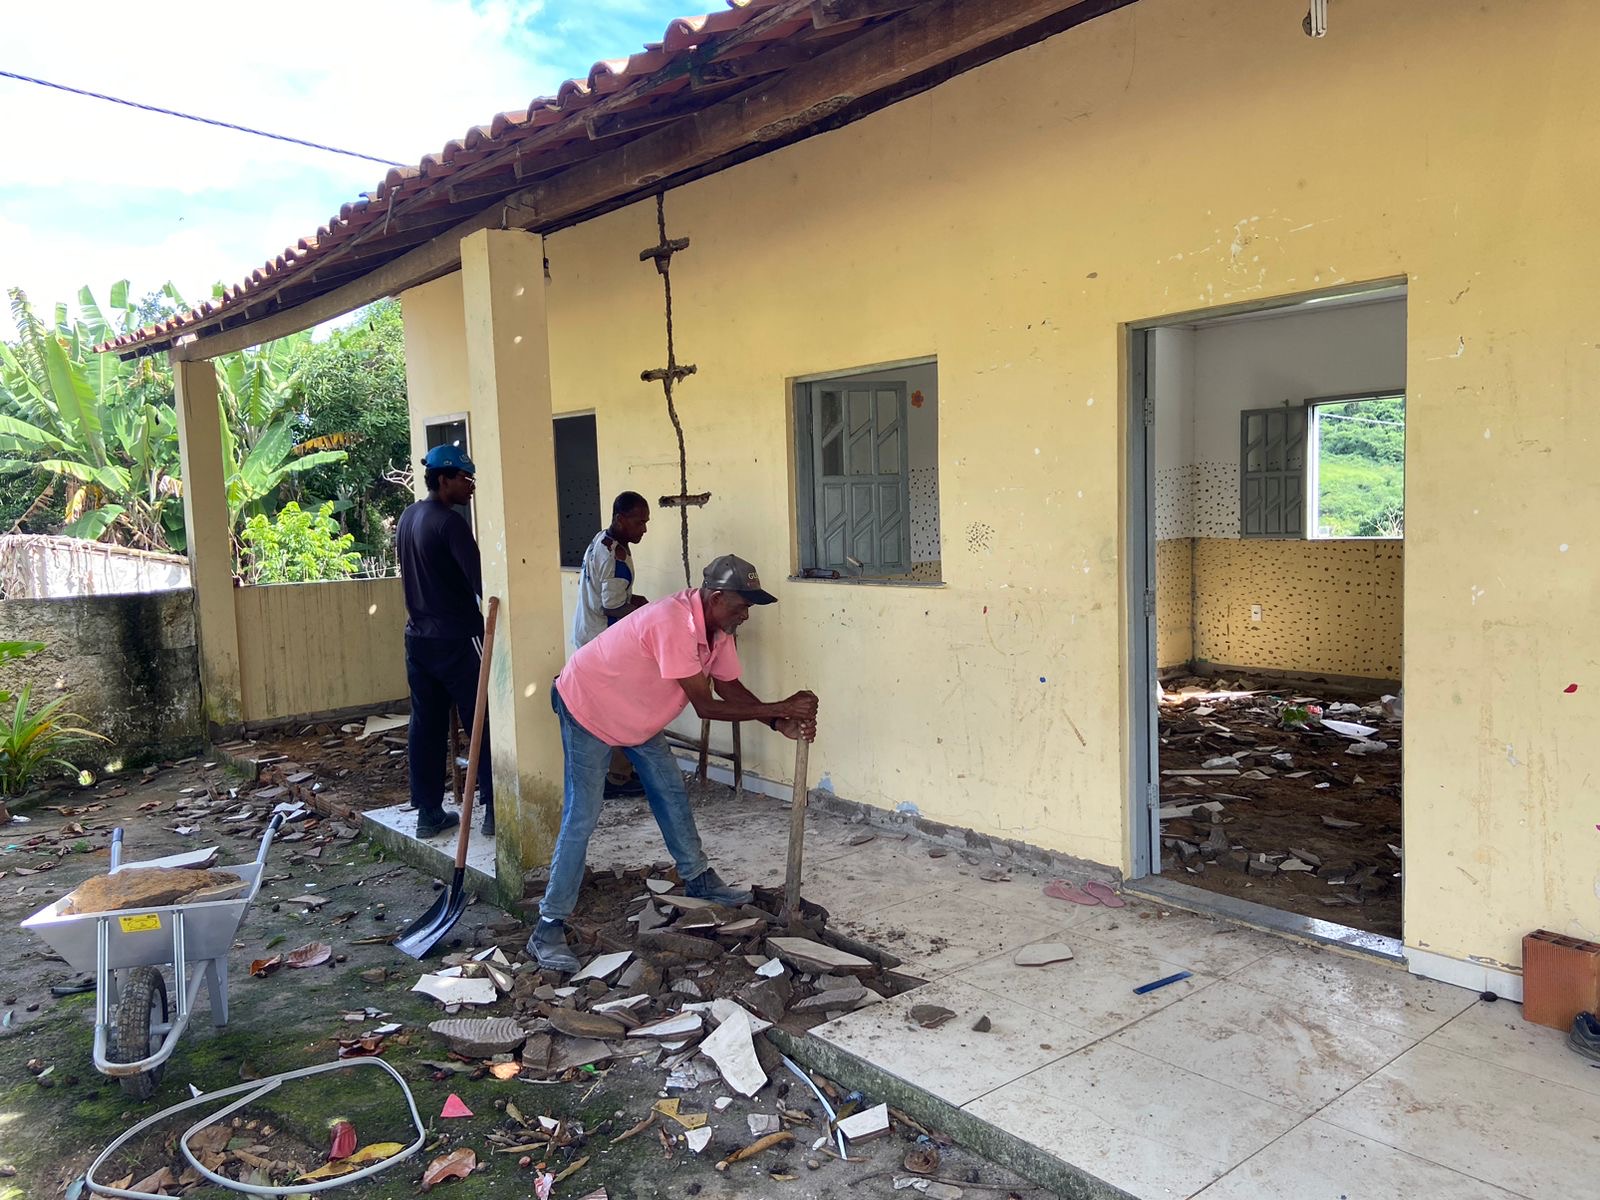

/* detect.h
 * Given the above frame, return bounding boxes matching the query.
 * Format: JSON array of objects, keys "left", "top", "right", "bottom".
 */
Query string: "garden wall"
[{"left": 1, "top": 589, "right": 204, "bottom": 768}]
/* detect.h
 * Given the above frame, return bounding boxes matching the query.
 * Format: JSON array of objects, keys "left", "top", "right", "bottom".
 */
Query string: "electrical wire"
[{"left": 0, "top": 68, "right": 403, "bottom": 167}]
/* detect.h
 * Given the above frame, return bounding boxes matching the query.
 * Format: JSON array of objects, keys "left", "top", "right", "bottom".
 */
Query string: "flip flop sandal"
[
  {"left": 1043, "top": 879, "right": 1101, "bottom": 905},
  {"left": 1082, "top": 881, "right": 1127, "bottom": 908}
]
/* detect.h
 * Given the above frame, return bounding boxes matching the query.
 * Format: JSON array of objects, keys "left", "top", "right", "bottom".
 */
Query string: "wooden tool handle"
[
  {"left": 782, "top": 734, "right": 810, "bottom": 923},
  {"left": 452, "top": 597, "right": 499, "bottom": 871},
  {"left": 449, "top": 709, "right": 464, "bottom": 807}
]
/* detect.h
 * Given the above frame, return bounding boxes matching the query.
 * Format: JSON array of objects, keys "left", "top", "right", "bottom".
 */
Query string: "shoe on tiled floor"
[
  {"left": 1568, "top": 1011, "right": 1600, "bottom": 1061},
  {"left": 526, "top": 918, "right": 579, "bottom": 973},
  {"left": 684, "top": 868, "right": 752, "bottom": 906},
  {"left": 415, "top": 810, "right": 460, "bottom": 839}
]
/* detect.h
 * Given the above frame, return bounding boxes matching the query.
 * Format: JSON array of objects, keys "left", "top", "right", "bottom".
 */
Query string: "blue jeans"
[{"left": 541, "top": 686, "right": 710, "bottom": 923}]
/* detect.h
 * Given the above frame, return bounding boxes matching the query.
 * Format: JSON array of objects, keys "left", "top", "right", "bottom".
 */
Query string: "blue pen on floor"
[{"left": 1133, "top": 970, "right": 1192, "bottom": 995}]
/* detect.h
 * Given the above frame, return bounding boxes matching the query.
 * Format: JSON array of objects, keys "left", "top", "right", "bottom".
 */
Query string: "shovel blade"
[{"left": 394, "top": 871, "right": 467, "bottom": 960}]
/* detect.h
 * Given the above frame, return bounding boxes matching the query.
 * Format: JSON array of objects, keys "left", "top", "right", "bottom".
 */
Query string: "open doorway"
[{"left": 1130, "top": 286, "right": 1406, "bottom": 942}]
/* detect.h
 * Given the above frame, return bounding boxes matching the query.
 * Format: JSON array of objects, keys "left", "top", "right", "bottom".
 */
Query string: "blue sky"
[{"left": 0, "top": 0, "right": 698, "bottom": 333}]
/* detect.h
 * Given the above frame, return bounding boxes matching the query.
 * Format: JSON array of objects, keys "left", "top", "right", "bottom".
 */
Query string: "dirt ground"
[
  {"left": 1, "top": 763, "right": 1036, "bottom": 1200},
  {"left": 1157, "top": 675, "right": 1402, "bottom": 938}
]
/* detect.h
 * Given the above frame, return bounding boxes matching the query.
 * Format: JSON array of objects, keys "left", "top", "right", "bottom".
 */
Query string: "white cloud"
[{"left": 0, "top": 0, "right": 689, "bottom": 333}]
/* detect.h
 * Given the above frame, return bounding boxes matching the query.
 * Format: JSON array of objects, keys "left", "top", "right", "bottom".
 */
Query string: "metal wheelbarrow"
[{"left": 21, "top": 814, "right": 284, "bottom": 1100}]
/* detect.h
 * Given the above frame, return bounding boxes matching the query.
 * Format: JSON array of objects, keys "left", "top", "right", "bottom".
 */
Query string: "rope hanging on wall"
[{"left": 639, "top": 193, "right": 704, "bottom": 588}]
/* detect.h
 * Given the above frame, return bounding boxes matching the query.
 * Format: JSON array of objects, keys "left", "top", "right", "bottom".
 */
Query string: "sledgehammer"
[{"left": 781, "top": 735, "right": 810, "bottom": 925}]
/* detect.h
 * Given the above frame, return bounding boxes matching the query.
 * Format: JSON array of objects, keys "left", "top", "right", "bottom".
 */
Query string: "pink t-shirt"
[{"left": 555, "top": 588, "right": 741, "bottom": 747}]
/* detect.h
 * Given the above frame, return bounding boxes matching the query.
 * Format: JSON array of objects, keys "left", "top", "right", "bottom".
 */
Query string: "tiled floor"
[{"left": 400, "top": 782, "right": 1598, "bottom": 1200}]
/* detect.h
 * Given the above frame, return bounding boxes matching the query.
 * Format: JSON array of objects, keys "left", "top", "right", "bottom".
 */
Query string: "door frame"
[{"left": 1123, "top": 279, "right": 1409, "bottom": 884}]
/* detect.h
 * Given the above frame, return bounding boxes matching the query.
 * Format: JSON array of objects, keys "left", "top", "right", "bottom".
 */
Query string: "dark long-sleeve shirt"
[{"left": 396, "top": 499, "right": 484, "bottom": 639}]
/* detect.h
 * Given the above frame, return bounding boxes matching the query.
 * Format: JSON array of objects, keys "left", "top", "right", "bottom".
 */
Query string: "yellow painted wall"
[
  {"left": 235, "top": 579, "right": 408, "bottom": 723},
  {"left": 398, "top": 0, "right": 1600, "bottom": 971},
  {"left": 1192, "top": 538, "right": 1402, "bottom": 679},
  {"left": 1155, "top": 538, "right": 1192, "bottom": 668}
]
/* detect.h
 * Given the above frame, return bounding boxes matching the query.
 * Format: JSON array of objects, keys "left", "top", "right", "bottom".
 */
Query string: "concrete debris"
[
  {"left": 909, "top": 1005, "right": 956, "bottom": 1029},
  {"left": 547, "top": 1008, "right": 628, "bottom": 1040},
  {"left": 627, "top": 1011, "right": 704, "bottom": 1040},
  {"left": 412, "top": 974, "right": 497, "bottom": 1007},
  {"left": 427, "top": 1017, "right": 527, "bottom": 1058},
  {"left": 754, "top": 958, "right": 786, "bottom": 979},
  {"left": 971, "top": 1015, "right": 992, "bottom": 1033},
  {"left": 698, "top": 1006, "right": 765, "bottom": 1097},
  {"left": 766, "top": 936, "right": 872, "bottom": 974},
  {"left": 1013, "top": 942, "right": 1074, "bottom": 966},
  {"left": 748, "top": 1114, "right": 782, "bottom": 1137},
  {"left": 792, "top": 987, "right": 866, "bottom": 1012},
  {"left": 836, "top": 1102, "right": 890, "bottom": 1142},
  {"left": 684, "top": 1127, "right": 713, "bottom": 1154},
  {"left": 570, "top": 951, "right": 632, "bottom": 983},
  {"left": 646, "top": 877, "right": 675, "bottom": 894}
]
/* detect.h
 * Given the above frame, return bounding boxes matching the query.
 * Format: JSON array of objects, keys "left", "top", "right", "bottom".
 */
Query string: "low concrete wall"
[
  {"left": 234, "top": 578, "right": 409, "bottom": 725},
  {"left": 1, "top": 590, "right": 204, "bottom": 765}
]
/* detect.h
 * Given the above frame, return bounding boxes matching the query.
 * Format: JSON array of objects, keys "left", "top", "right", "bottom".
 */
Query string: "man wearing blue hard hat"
[{"left": 395, "top": 442, "right": 494, "bottom": 839}]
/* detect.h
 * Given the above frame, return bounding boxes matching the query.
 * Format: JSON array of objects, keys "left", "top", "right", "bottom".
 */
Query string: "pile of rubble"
[
  {"left": 1157, "top": 678, "right": 1402, "bottom": 928},
  {"left": 395, "top": 867, "right": 934, "bottom": 1184}
]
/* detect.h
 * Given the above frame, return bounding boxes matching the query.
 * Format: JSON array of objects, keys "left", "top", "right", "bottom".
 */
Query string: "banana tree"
[{"left": 0, "top": 285, "right": 181, "bottom": 547}]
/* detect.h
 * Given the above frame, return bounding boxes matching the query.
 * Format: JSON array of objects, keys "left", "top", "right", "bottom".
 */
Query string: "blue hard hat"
[{"left": 422, "top": 443, "right": 476, "bottom": 474}]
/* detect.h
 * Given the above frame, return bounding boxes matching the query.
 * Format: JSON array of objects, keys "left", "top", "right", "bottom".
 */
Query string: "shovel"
[
  {"left": 781, "top": 734, "right": 810, "bottom": 925},
  {"left": 396, "top": 596, "right": 499, "bottom": 959}
]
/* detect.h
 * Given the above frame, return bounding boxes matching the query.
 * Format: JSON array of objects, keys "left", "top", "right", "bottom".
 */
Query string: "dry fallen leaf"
[
  {"left": 489, "top": 1061, "right": 521, "bottom": 1080},
  {"left": 129, "top": 1166, "right": 175, "bottom": 1195},
  {"left": 328, "top": 1119, "right": 357, "bottom": 1161},
  {"left": 297, "top": 1141, "right": 404, "bottom": 1181},
  {"left": 421, "top": 1147, "right": 477, "bottom": 1191},
  {"left": 286, "top": 941, "right": 332, "bottom": 969},
  {"left": 249, "top": 955, "right": 283, "bottom": 978}
]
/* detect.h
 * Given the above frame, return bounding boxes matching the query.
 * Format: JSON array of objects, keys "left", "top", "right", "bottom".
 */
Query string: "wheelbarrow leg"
[{"left": 203, "top": 957, "right": 228, "bottom": 1027}]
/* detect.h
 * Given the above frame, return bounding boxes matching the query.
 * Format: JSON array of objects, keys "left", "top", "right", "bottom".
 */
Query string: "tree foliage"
[
  {"left": 239, "top": 500, "right": 361, "bottom": 584},
  {"left": 1313, "top": 395, "right": 1405, "bottom": 538},
  {"left": 1, "top": 282, "right": 410, "bottom": 576}
]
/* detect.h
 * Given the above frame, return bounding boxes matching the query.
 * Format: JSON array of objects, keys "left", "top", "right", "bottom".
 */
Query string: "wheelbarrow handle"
[
  {"left": 255, "top": 813, "right": 286, "bottom": 866},
  {"left": 109, "top": 827, "right": 124, "bottom": 871}
]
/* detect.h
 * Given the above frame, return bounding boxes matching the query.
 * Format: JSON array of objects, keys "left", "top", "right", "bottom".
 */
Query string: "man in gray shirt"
[{"left": 572, "top": 491, "right": 650, "bottom": 796}]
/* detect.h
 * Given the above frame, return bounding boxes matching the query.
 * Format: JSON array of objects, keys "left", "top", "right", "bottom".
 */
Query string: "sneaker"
[
  {"left": 480, "top": 807, "right": 496, "bottom": 837},
  {"left": 526, "top": 918, "right": 579, "bottom": 973},
  {"left": 683, "top": 868, "right": 752, "bottom": 907},
  {"left": 415, "top": 810, "right": 460, "bottom": 839},
  {"left": 1569, "top": 1011, "right": 1600, "bottom": 1062},
  {"left": 603, "top": 776, "right": 646, "bottom": 798}
]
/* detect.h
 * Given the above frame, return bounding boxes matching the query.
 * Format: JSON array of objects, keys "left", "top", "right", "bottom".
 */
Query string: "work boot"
[
  {"left": 1569, "top": 1011, "right": 1600, "bottom": 1062},
  {"left": 415, "top": 810, "right": 460, "bottom": 840},
  {"left": 480, "top": 805, "right": 496, "bottom": 837},
  {"left": 684, "top": 868, "right": 752, "bottom": 907},
  {"left": 526, "top": 919, "right": 579, "bottom": 974}
]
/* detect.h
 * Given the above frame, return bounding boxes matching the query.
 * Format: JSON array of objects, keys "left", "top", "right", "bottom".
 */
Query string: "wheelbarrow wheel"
[{"left": 111, "top": 967, "right": 168, "bottom": 1100}]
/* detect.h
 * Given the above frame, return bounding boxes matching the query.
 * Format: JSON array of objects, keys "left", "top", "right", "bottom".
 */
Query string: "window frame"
[
  {"left": 424, "top": 414, "right": 473, "bottom": 527},
  {"left": 1304, "top": 389, "right": 1406, "bottom": 541}
]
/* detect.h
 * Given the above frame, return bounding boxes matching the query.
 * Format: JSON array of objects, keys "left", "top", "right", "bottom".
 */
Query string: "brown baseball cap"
[{"left": 702, "top": 554, "right": 778, "bottom": 605}]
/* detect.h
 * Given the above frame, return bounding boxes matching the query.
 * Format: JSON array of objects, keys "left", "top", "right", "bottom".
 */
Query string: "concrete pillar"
[
  {"left": 172, "top": 357, "right": 243, "bottom": 734},
  {"left": 459, "top": 228, "right": 566, "bottom": 899}
]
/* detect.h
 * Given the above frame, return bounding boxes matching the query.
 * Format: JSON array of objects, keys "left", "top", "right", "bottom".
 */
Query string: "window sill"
[{"left": 787, "top": 574, "right": 946, "bottom": 589}]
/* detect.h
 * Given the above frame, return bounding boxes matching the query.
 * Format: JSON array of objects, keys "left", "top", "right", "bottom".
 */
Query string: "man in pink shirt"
[{"left": 528, "top": 554, "right": 818, "bottom": 972}]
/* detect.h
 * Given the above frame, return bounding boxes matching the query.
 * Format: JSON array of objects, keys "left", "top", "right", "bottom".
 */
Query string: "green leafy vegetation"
[
  {"left": 2, "top": 638, "right": 107, "bottom": 796},
  {"left": 1311, "top": 395, "right": 1405, "bottom": 538},
  {"left": 1, "top": 284, "right": 410, "bottom": 574},
  {"left": 239, "top": 501, "right": 361, "bottom": 584}
]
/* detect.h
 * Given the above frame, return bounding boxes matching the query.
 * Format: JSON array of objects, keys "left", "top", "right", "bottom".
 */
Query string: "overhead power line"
[{"left": 0, "top": 68, "right": 404, "bottom": 167}]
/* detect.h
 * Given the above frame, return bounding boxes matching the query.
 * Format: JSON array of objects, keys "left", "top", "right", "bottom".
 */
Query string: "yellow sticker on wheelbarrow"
[{"left": 119, "top": 913, "right": 160, "bottom": 933}]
